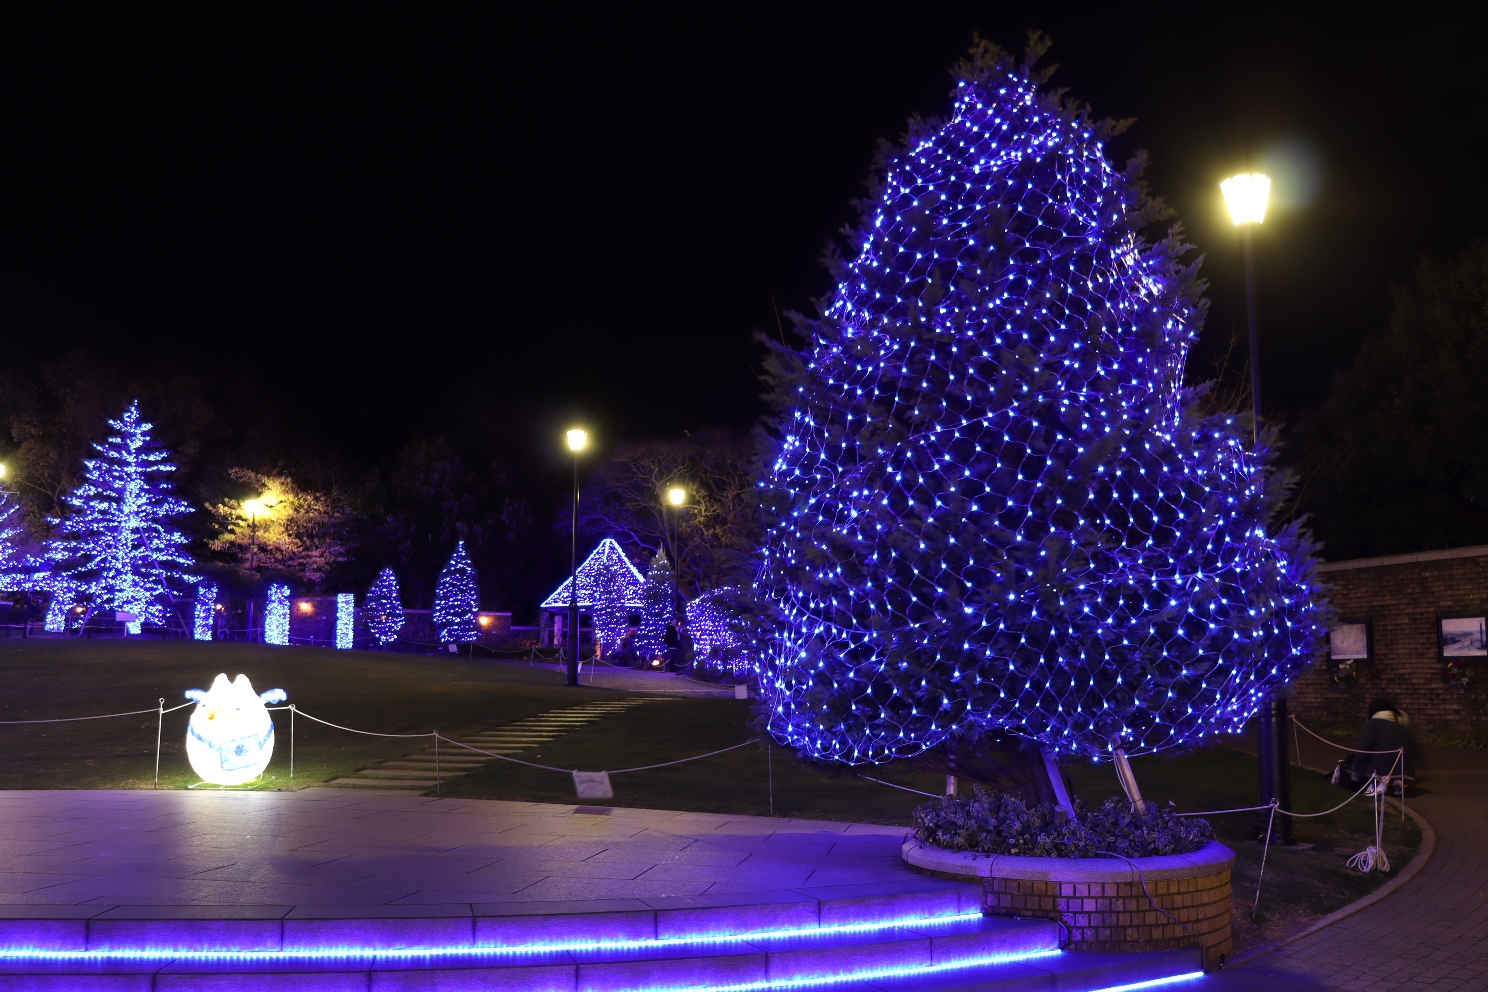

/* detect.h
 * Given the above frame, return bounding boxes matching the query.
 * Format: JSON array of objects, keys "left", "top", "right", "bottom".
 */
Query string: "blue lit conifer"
[
  {"left": 363, "top": 567, "right": 404, "bottom": 647},
  {"left": 433, "top": 541, "right": 480, "bottom": 643},
  {"left": 755, "top": 40, "right": 1325, "bottom": 768},
  {"left": 635, "top": 550, "right": 675, "bottom": 661},
  {"left": 47, "top": 401, "right": 195, "bottom": 634},
  {"left": 591, "top": 542, "right": 631, "bottom": 656}
]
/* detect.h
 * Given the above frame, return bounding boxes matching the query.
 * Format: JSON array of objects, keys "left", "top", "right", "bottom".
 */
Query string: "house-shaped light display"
[{"left": 541, "top": 538, "right": 645, "bottom": 611}]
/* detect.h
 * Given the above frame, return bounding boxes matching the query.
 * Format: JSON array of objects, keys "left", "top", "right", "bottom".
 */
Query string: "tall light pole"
[
  {"left": 566, "top": 429, "right": 588, "bottom": 686},
  {"left": 665, "top": 486, "right": 685, "bottom": 564},
  {"left": 241, "top": 496, "right": 272, "bottom": 642},
  {"left": 1221, "top": 171, "right": 1292, "bottom": 845}
]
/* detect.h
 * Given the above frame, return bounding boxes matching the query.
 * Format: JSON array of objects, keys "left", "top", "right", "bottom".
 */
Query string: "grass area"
[
  {"left": 1067, "top": 748, "right": 1422, "bottom": 951},
  {"left": 0, "top": 637, "right": 598, "bottom": 790},
  {"left": 0, "top": 637, "right": 1420, "bottom": 952}
]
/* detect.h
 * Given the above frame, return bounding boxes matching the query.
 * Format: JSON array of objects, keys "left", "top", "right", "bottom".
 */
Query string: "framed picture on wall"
[
  {"left": 1329, "top": 620, "right": 1371, "bottom": 662},
  {"left": 1440, "top": 616, "right": 1488, "bottom": 657}
]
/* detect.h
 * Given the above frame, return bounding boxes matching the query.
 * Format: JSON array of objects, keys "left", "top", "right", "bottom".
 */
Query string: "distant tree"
[
  {"left": 634, "top": 550, "right": 674, "bottom": 661},
  {"left": 433, "top": 541, "right": 480, "bottom": 643},
  {"left": 47, "top": 400, "right": 196, "bottom": 633},
  {"left": 207, "top": 469, "right": 349, "bottom": 588},
  {"left": 363, "top": 567, "right": 404, "bottom": 646},
  {"left": 1295, "top": 241, "right": 1488, "bottom": 559},
  {"left": 578, "top": 432, "right": 760, "bottom": 598},
  {"left": 0, "top": 491, "right": 41, "bottom": 578}
]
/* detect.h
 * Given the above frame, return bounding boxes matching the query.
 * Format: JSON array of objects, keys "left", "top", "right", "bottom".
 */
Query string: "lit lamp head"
[
  {"left": 667, "top": 487, "right": 686, "bottom": 506},
  {"left": 566, "top": 428, "right": 588, "bottom": 453},
  {"left": 0, "top": 463, "right": 7, "bottom": 480},
  {"left": 242, "top": 497, "right": 267, "bottom": 521},
  {"left": 1220, "top": 173, "right": 1271, "bottom": 226}
]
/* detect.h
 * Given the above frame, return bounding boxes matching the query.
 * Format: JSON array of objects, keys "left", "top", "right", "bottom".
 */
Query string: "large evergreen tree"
[
  {"left": 363, "top": 567, "right": 404, "bottom": 646},
  {"left": 47, "top": 400, "right": 195, "bottom": 633},
  {"left": 433, "top": 541, "right": 480, "bottom": 643},
  {"left": 754, "top": 40, "right": 1324, "bottom": 768},
  {"left": 635, "top": 550, "right": 675, "bottom": 661}
]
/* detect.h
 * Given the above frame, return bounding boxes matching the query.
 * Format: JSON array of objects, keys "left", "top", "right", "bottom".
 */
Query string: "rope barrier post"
[
  {"left": 1253, "top": 800, "right": 1277, "bottom": 921},
  {"left": 290, "top": 704, "right": 296, "bottom": 780},
  {"left": 435, "top": 732, "right": 441, "bottom": 796},
  {"left": 1292, "top": 715, "right": 1302, "bottom": 770},
  {"left": 154, "top": 698, "right": 164, "bottom": 789}
]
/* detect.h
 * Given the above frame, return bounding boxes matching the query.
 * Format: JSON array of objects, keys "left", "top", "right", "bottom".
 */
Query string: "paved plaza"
[{"left": 0, "top": 789, "right": 944, "bottom": 918}]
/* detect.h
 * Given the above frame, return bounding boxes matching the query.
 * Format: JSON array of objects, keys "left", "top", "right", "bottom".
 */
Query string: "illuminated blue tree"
[
  {"left": 433, "top": 541, "right": 480, "bottom": 643},
  {"left": 635, "top": 550, "right": 675, "bottom": 661},
  {"left": 591, "top": 544, "right": 632, "bottom": 654},
  {"left": 47, "top": 401, "right": 195, "bottom": 634},
  {"left": 755, "top": 40, "right": 1325, "bottom": 768},
  {"left": 363, "top": 567, "right": 404, "bottom": 646}
]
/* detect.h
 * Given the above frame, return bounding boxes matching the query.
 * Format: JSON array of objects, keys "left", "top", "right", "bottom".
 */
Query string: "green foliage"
[
  {"left": 1296, "top": 241, "right": 1488, "bottom": 558},
  {"left": 911, "top": 786, "right": 1214, "bottom": 858}
]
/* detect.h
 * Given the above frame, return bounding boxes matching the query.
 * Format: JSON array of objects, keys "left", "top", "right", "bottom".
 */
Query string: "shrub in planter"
[{"left": 911, "top": 786, "right": 1214, "bottom": 859}]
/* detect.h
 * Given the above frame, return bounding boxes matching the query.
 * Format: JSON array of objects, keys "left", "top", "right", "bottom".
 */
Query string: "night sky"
[{"left": 2, "top": 8, "right": 1485, "bottom": 467}]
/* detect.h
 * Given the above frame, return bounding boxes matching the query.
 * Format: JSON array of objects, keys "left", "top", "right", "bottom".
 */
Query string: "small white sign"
[
  {"left": 115, "top": 611, "right": 138, "bottom": 622},
  {"left": 734, "top": 684, "right": 749, "bottom": 699},
  {"left": 573, "top": 770, "right": 613, "bottom": 799}
]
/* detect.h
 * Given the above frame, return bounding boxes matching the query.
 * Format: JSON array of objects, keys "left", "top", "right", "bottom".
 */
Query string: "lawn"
[{"left": 0, "top": 636, "right": 1419, "bottom": 952}]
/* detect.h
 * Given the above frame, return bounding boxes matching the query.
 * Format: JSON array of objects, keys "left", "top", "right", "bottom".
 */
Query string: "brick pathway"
[{"left": 1211, "top": 735, "right": 1488, "bottom": 991}]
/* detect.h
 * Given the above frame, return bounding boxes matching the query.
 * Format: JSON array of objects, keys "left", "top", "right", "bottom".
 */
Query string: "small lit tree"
[
  {"left": 635, "top": 550, "right": 675, "bottom": 661},
  {"left": 363, "top": 567, "right": 404, "bottom": 647},
  {"left": 47, "top": 400, "right": 195, "bottom": 633},
  {"left": 433, "top": 541, "right": 480, "bottom": 643}
]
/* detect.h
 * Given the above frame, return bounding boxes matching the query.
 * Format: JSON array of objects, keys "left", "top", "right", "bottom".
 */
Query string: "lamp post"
[
  {"left": 566, "top": 428, "right": 588, "bottom": 686},
  {"left": 1221, "top": 171, "right": 1293, "bottom": 845},
  {"left": 665, "top": 486, "right": 685, "bottom": 564},
  {"left": 241, "top": 497, "right": 268, "bottom": 642}
]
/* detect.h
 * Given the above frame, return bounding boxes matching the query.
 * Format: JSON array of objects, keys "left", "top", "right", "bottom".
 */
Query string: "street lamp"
[
  {"left": 565, "top": 429, "right": 588, "bottom": 686},
  {"left": 241, "top": 495, "right": 276, "bottom": 642},
  {"left": 664, "top": 485, "right": 686, "bottom": 573},
  {"left": 1221, "top": 171, "right": 1292, "bottom": 845}
]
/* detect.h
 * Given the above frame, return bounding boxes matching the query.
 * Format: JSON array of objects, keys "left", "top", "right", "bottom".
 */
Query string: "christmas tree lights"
[
  {"left": 635, "top": 550, "right": 675, "bottom": 661},
  {"left": 363, "top": 568, "right": 403, "bottom": 646},
  {"left": 754, "top": 42, "right": 1324, "bottom": 766},
  {"left": 194, "top": 583, "right": 218, "bottom": 641},
  {"left": 591, "top": 539, "right": 637, "bottom": 652},
  {"left": 264, "top": 583, "right": 290, "bottom": 645},
  {"left": 43, "top": 579, "right": 75, "bottom": 633},
  {"left": 336, "top": 592, "right": 355, "bottom": 649},
  {"left": 46, "top": 401, "right": 196, "bottom": 634},
  {"left": 433, "top": 541, "right": 480, "bottom": 643},
  {"left": 686, "top": 587, "right": 749, "bottom": 680},
  {"left": 541, "top": 538, "right": 645, "bottom": 610}
]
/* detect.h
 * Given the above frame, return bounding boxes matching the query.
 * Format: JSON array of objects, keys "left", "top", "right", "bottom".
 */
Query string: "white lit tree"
[
  {"left": 591, "top": 544, "right": 631, "bottom": 655},
  {"left": 635, "top": 550, "right": 675, "bottom": 661},
  {"left": 433, "top": 541, "right": 479, "bottom": 643},
  {"left": 47, "top": 400, "right": 195, "bottom": 633},
  {"left": 363, "top": 567, "right": 404, "bottom": 647}
]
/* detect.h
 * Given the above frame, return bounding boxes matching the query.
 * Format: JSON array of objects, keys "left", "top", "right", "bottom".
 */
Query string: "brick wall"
[
  {"left": 983, "top": 870, "right": 1231, "bottom": 970},
  {"left": 1292, "top": 546, "right": 1488, "bottom": 734}
]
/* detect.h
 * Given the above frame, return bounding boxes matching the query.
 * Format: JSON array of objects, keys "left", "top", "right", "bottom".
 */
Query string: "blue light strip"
[
  {"left": 0, "top": 910, "right": 989, "bottom": 964},
  {"left": 1087, "top": 973, "right": 1206, "bottom": 992},
  {"left": 633, "top": 949, "right": 1063, "bottom": 991}
]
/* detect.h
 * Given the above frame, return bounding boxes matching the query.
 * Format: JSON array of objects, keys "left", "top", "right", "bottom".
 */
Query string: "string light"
[
  {"left": 46, "top": 401, "right": 195, "bottom": 635},
  {"left": 263, "top": 583, "right": 290, "bottom": 645},
  {"left": 363, "top": 568, "right": 403, "bottom": 646},
  {"left": 335, "top": 592, "right": 355, "bottom": 650},
  {"left": 43, "top": 579, "right": 75, "bottom": 632},
  {"left": 541, "top": 538, "right": 645, "bottom": 611},
  {"left": 753, "top": 52, "right": 1325, "bottom": 765},
  {"left": 590, "top": 540, "right": 634, "bottom": 651},
  {"left": 686, "top": 587, "right": 749, "bottom": 680},
  {"left": 433, "top": 541, "right": 479, "bottom": 643},
  {"left": 194, "top": 583, "right": 218, "bottom": 641}
]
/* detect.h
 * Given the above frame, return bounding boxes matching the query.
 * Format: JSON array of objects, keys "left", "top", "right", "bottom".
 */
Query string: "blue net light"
[
  {"left": 754, "top": 46, "right": 1325, "bottom": 765},
  {"left": 193, "top": 583, "right": 218, "bottom": 641},
  {"left": 335, "top": 592, "right": 355, "bottom": 650},
  {"left": 363, "top": 568, "right": 403, "bottom": 647},
  {"left": 263, "top": 583, "right": 290, "bottom": 645}
]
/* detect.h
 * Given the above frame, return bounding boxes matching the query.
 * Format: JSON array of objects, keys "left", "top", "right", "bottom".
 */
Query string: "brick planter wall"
[
  {"left": 1292, "top": 545, "right": 1488, "bottom": 735},
  {"left": 903, "top": 839, "right": 1232, "bottom": 971}
]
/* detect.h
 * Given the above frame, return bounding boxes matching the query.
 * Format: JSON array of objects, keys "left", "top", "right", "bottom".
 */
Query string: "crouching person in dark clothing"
[{"left": 1349, "top": 698, "right": 1417, "bottom": 795}]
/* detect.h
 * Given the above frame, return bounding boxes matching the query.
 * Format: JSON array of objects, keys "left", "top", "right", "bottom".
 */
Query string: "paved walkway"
[
  {"left": 0, "top": 789, "right": 938, "bottom": 918},
  {"left": 1216, "top": 733, "right": 1488, "bottom": 991},
  {"left": 544, "top": 662, "right": 740, "bottom": 697}
]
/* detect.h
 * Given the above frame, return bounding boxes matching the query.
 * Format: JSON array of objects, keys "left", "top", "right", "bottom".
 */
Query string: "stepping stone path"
[{"left": 324, "top": 697, "right": 660, "bottom": 792}]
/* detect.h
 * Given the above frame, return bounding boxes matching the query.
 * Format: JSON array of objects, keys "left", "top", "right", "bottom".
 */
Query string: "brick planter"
[{"left": 903, "top": 838, "right": 1233, "bottom": 971}]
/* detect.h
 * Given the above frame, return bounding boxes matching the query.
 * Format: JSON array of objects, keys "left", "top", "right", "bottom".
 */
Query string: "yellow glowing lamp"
[
  {"left": 1221, "top": 173, "right": 1271, "bottom": 225},
  {"left": 667, "top": 487, "right": 686, "bottom": 506},
  {"left": 242, "top": 498, "right": 268, "bottom": 520},
  {"left": 0, "top": 463, "right": 6, "bottom": 479},
  {"left": 184, "top": 674, "right": 288, "bottom": 786},
  {"left": 297, "top": 601, "right": 314, "bottom": 614},
  {"left": 566, "top": 429, "right": 588, "bottom": 452}
]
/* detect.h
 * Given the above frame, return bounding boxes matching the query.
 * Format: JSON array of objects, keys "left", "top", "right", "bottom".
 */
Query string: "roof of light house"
[{"left": 541, "top": 538, "right": 646, "bottom": 610}]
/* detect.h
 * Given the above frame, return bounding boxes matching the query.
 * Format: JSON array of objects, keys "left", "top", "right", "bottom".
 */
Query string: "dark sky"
[{"left": 2, "top": 8, "right": 1485, "bottom": 464}]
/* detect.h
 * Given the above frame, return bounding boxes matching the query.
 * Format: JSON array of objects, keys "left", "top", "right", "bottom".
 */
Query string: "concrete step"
[
  {"left": 325, "top": 777, "right": 435, "bottom": 788},
  {"left": 351, "top": 768, "right": 466, "bottom": 779}
]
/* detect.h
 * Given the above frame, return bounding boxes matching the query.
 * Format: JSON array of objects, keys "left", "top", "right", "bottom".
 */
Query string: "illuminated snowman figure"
[{"left": 184, "top": 674, "right": 288, "bottom": 785}]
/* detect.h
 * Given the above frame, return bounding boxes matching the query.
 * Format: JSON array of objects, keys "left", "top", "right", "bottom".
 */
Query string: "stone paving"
[
  {"left": 0, "top": 789, "right": 941, "bottom": 919},
  {"left": 1210, "top": 733, "right": 1488, "bottom": 991}
]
